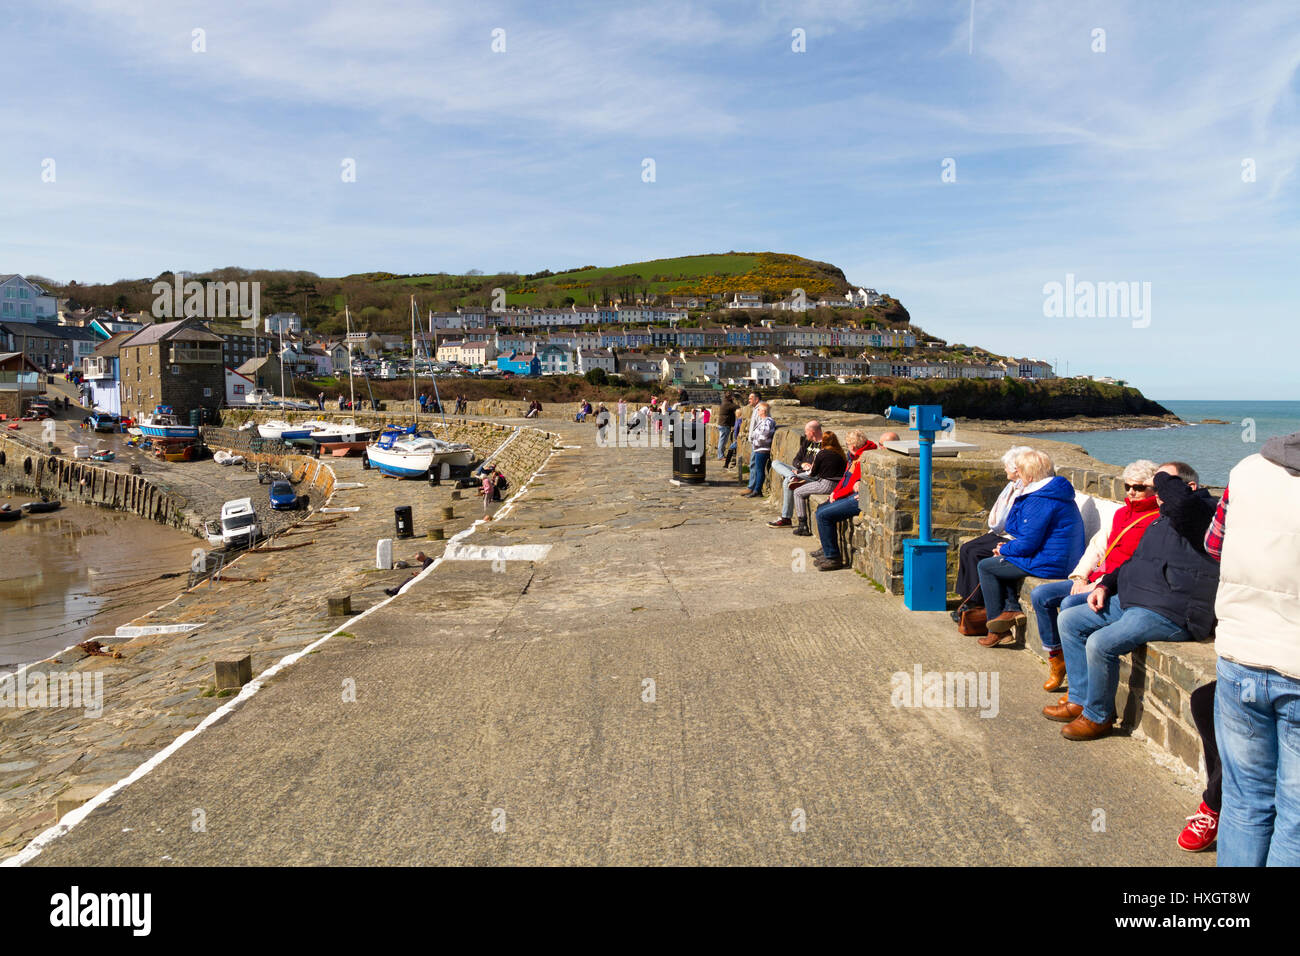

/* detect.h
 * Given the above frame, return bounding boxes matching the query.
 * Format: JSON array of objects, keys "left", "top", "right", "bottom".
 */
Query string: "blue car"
[{"left": 268, "top": 480, "right": 306, "bottom": 511}]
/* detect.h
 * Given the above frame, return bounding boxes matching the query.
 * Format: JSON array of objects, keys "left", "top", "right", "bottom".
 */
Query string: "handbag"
[{"left": 956, "top": 584, "right": 988, "bottom": 636}]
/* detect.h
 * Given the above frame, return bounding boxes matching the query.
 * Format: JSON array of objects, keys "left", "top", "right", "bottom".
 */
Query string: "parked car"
[{"left": 268, "top": 480, "right": 308, "bottom": 511}]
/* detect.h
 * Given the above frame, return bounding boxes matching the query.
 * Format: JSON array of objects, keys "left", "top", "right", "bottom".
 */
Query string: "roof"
[
  {"left": 94, "top": 330, "right": 138, "bottom": 357},
  {"left": 122, "top": 319, "right": 224, "bottom": 347},
  {"left": 236, "top": 356, "right": 274, "bottom": 375}
]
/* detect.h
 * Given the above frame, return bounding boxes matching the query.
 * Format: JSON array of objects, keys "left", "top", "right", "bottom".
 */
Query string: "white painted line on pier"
[
  {"left": 332, "top": 482, "right": 366, "bottom": 490},
  {"left": 444, "top": 543, "right": 552, "bottom": 562},
  {"left": 2, "top": 429, "right": 560, "bottom": 867},
  {"left": 319, "top": 506, "right": 360, "bottom": 513}
]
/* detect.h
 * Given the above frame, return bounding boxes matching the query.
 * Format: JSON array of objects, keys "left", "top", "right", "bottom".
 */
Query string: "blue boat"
[{"left": 137, "top": 405, "right": 200, "bottom": 440}]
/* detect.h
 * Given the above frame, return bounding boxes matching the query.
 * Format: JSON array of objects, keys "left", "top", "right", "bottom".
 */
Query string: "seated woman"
[
  {"left": 789, "top": 431, "right": 847, "bottom": 536},
  {"left": 975, "top": 449, "right": 1085, "bottom": 647},
  {"left": 1029, "top": 459, "right": 1160, "bottom": 690},
  {"left": 952, "top": 447, "right": 1030, "bottom": 620}
]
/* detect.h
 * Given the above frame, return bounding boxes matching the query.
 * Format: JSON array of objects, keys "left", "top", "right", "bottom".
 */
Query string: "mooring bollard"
[
  {"left": 450, "top": 489, "right": 461, "bottom": 500},
  {"left": 214, "top": 655, "right": 253, "bottom": 690},
  {"left": 427, "top": 527, "right": 445, "bottom": 541},
  {"left": 441, "top": 505, "right": 454, "bottom": 520},
  {"left": 327, "top": 594, "right": 352, "bottom": 617}
]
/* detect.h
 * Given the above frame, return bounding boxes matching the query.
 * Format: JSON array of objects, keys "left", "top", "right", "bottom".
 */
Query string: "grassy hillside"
[{"left": 39, "top": 252, "right": 875, "bottom": 336}]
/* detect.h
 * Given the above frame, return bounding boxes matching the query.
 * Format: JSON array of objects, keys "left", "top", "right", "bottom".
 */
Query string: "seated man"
[
  {"left": 385, "top": 551, "right": 434, "bottom": 596},
  {"left": 812, "top": 430, "right": 877, "bottom": 570},
  {"left": 768, "top": 419, "right": 823, "bottom": 527},
  {"left": 1046, "top": 462, "right": 1219, "bottom": 740}
]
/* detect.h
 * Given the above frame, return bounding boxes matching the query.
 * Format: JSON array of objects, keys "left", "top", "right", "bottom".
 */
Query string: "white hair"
[
  {"left": 1001, "top": 445, "right": 1032, "bottom": 470},
  {"left": 1122, "top": 459, "right": 1158, "bottom": 484}
]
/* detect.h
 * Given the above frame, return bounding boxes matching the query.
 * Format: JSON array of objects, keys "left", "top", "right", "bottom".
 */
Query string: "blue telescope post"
[{"left": 883, "top": 404, "right": 954, "bottom": 611}]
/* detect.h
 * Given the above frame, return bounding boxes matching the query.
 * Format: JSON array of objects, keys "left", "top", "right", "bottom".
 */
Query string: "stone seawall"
[
  {"left": 215, "top": 409, "right": 560, "bottom": 497},
  {"left": 0, "top": 435, "right": 189, "bottom": 530}
]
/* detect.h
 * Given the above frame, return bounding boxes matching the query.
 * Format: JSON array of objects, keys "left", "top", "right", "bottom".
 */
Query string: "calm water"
[
  {"left": 1034, "top": 400, "right": 1300, "bottom": 487},
  {"left": 0, "top": 496, "right": 198, "bottom": 672}
]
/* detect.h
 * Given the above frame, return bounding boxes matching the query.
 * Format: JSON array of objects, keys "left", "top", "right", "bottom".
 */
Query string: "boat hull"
[
  {"left": 322, "top": 441, "right": 367, "bottom": 457},
  {"left": 367, "top": 447, "right": 434, "bottom": 478},
  {"left": 139, "top": 425, "right": 200, "bottom": 440}
]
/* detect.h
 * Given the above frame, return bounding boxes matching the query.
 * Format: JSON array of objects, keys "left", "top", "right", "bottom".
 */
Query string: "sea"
[{"left": 1030, "top": 400, "right": 1300, "bottom": 488}]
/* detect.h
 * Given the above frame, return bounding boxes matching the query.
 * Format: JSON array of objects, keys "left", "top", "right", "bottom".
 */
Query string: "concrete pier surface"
[{"left": 16, "top": 415, "right": 1210, "bottom": 866}]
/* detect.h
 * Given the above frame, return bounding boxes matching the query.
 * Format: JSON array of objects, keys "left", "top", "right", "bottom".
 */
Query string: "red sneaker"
[{"left": 1177, "top": 802, "right": 1219, "bottom": 852}]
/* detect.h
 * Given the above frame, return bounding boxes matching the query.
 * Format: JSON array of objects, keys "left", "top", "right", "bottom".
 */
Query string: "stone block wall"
[{"left": 0, "top": 435, "right": 188, "bottom": 529}]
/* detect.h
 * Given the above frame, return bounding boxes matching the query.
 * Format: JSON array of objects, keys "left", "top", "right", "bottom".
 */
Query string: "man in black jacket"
[
  {"left": 716, "top": 393, "right": 738, "bottom": 460},
  {"left": 1045, "top": 462, "right": 1219, "bottom": 740}
]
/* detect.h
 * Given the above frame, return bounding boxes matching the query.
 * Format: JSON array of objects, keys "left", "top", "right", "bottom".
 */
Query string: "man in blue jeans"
[
  {"left": 1208, "top": 430, "right": 1300, "bottom": 866},
  {"left": 740, "top": 401, "right": 775, "bottom": 498},
  {"left": 1047, "top": 464, "right": 1219, "bottom": 740}
]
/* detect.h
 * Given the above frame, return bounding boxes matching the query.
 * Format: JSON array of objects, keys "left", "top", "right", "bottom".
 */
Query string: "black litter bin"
[
  {"left": 672, "top": 421, "right": 707, "bottom": 484},
  {"left": 394, "top": 505, "right": 413, "bottom": 539}
]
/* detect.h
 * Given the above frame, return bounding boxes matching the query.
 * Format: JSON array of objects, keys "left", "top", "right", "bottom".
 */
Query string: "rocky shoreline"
[{"left": 981, "top": 413, "right": 1185, "bottom": 435}]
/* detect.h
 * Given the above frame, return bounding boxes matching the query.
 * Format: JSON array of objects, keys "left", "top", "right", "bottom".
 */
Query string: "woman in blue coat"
[{"left": 976, "top": 449, "right": 1085, "bottom": 646}]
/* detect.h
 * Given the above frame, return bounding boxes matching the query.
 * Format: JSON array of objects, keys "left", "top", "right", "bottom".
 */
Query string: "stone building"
[{"left": 118, "top": 318, "right": 225, "bottom": 424}]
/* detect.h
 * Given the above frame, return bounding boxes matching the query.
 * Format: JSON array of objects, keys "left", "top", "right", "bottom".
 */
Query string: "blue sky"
[{"left": 3, "top": 0, "right": 1298, "bottom": 399}]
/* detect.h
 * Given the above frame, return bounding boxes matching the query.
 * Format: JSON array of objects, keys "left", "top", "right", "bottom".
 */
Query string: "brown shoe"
[
  {"left": 985, "top": 610, "right": 1026, "bottom": 634},
  {"left": 1042, "top": 701, "right": 1083, "bottom": 722},
  {"left": 977, "top": 630, "right": 1016, "bottom": 648},
  {"left": 768, "top": 517, "right": 792, "bottom": 528},
  {"left": 1043, "top": 655, "right": 1067, "bottom": 692},
  {"left": 1057, "top": 693, "right": 1070, "bottom": 706},
  {"left": 1061, "top": 715, "right": 1114, "bottom": 741}
]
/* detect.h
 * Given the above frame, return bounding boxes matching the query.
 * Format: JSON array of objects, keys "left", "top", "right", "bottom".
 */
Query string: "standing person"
[
  {"left": 337, "top": 394, "right": 345, "bottom": 411},
  {"left": 481, "top": 468, "right": 497, "bottom": 518},
  {"left": 1210, "top": 431, "right": 1300, "bottom": 866},
  {"left": 594, "top": 403, "right": 610, "bottom": 443},
  {"left": 317, "top": 391, "right": 325, "bottom": 410},
  {"left": 768, "top": 419, "right": 823, "bottom": 527},
  {"left": 716, "top": 392, "right": 738, "bottom": 459},
  {"left": 723, "top": 415, "right": 742, "bottom": 469},
  {"left": 1179, "top": 681, "right": 1222, "bottom": 853},
  {"left": 617, "top": 397, "right": 628, "bottom": 431},
  {"left": 741, "top": 402, "right": 776, "bottom": 498},
  {"left": 701, "top": 406, "right": 711, "bottom": 428}
]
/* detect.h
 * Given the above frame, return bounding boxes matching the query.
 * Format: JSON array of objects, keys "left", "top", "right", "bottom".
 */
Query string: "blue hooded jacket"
[{"left": 997, "top": 475, "right": 1085, "bottom": 578}]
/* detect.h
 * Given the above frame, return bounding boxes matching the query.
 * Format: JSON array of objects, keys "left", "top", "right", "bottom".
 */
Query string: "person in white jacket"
[
  {"left": 952, "top": 447, "right": 1031, "bottom": 618},
  {"left": 1210, "top": 430, "right": 1300, "bottom": 867}
]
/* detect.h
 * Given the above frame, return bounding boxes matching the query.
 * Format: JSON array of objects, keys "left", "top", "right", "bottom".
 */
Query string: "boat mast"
[
  {"left": 345, "top": 303, "right": 356, "bottom": 411},
  {"left": 410, "top": 296, "right": 418, "bottom": 425},
  {"left": 428, "top": 308, "right": 447, "bottom": 427}
]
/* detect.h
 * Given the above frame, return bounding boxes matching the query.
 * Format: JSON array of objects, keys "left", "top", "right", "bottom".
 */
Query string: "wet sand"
[{"left": 0, "top": 495, "right": 198, "bottom": 671}]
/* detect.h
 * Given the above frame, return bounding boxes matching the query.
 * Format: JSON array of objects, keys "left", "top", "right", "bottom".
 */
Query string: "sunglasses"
[{"left": 1124, "top": 483, "right": 1150, "bottom": 492}]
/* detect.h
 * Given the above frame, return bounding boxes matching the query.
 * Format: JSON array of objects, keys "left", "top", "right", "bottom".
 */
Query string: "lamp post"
[{"left": 883, "top": 404, "right": 955, "bottom": 611}]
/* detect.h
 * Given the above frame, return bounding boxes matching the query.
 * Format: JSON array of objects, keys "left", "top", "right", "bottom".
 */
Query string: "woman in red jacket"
[{"left": 1029, "top": 459, "right": 1161, "bottom": 691}]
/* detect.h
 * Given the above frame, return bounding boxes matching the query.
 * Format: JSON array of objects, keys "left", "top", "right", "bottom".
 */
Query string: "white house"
[
  {"left": 225, "top": 366, "right": 255, "bottom": 406},
  {"left": 0, "top": 274, "right": 57, "bottom": 322},
  {"left": 264, "top": 312, "right": 303, "bottom": 334},
  {"left": 576, "top": 347, "right": 615, "bottom": 374}
]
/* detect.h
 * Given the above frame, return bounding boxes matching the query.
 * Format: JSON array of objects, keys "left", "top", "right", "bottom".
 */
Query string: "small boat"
[
  {"left": 0, "top": 507, "right": 22, "bottom": 523},
  {"left": 365, "top": 434, "right": 474, "bottom": 478},
  {"left": 309, "top": 419, "right": 373, "bottom": 442},
  {"left": 325, "top": 443, "right": 366, "bottom": 457},
  {"left": 137, "top": 405, "right": 199, "bottom": 440},
  {"left": 257, "top": 419, "right": 313, "bottom": 441},
  {"left": 21, "top": 500, "right": 62, "bottom": 514},
  {"left": 90, "top": 449, "right": 116, "bottom": 462}
]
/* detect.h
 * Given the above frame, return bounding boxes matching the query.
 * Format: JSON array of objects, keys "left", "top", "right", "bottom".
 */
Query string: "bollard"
[
  {"left": 427, "top": 527, "right": 445, "bottom": 541},
  {"left": 441, "top": 505, "right": 454, "bottom": 520},
  {"left": 214, "top": 655, "right": 253, "bottom": 690},
  {"left": 450, "top": 489, "right": 461, "bottom": 500},
  {"left": 327, "top": 594, "right": 352, "bottom": 617}
]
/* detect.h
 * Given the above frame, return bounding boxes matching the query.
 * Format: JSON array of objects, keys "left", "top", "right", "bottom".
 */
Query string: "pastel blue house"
[{"left": 497, "top": 350, "right": 540, "bottom": 376}]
